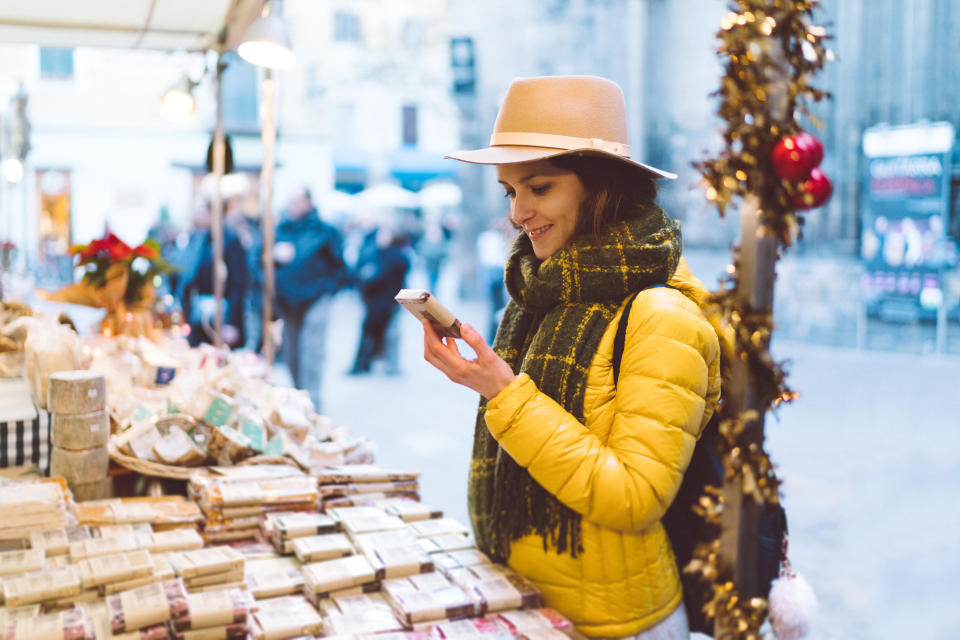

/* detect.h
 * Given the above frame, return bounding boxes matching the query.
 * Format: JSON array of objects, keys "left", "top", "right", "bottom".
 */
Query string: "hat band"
[{"left": 490, "top": 132, "right": 630, "bottom": 157}]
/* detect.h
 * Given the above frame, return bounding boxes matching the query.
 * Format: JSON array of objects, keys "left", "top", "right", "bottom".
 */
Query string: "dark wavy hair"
[{"left": 549, "top": 154, "right": 659, "bottom": 238}]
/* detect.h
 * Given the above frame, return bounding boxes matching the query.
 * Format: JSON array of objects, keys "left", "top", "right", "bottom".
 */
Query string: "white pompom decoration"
[{"left": 768, "top": 571, "right": 817, "bottom": 640}]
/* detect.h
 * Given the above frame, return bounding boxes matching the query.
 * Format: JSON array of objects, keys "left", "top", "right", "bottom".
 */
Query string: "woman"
[{"left": 421, "top": 76, "right": 724, "bottom": 639}]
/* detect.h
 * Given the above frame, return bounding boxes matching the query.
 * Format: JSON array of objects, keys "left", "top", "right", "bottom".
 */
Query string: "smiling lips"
[{"left": 525, "top": 224, "right": 552, "bottom": 239}]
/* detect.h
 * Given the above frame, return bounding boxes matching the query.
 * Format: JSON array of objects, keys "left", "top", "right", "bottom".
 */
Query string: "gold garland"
[{"left": 689, "top": 1, "right": 830, "bottom": 636}]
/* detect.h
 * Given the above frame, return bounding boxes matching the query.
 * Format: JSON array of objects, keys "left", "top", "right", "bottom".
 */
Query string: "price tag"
[{"left": 203, "top": 396, "right": 236, "bottom": 427}]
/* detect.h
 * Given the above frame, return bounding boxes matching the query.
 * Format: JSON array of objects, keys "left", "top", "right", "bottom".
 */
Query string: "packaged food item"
[
  {"left": 138, "top": 528, "right": 205, "bottom": 554},
  {"left": 319, "top": 480, "right": 420, "bottom": 498},
  {"left": 171, "top": 588, "right": 249, "bottom": 631},
  {"left": 326, "top": 506, "right": 406, "bottom": 536},
  {"left": 272, "top": 512, "right": 339, "bottom": 539},
  {"left": 206, "top": 425, "right": 257, "bottom": 465},
  {"left": 182, "top": 568, "right": 245, "bottom": 590},
  {"left": 68, "top": 534, "right": 139, "bottom": 561},
  {"left": 3, "top": 606, "right": 89, "bottom": 640},
  {"left": 0, "top": 604, "right": 41, "bottom": 630},
  {"left": 408, "top": 518, "right": 471, "bottom": 539},
  {"left": 153, "top": 427, "right": 207, "bottom": 466},
  {"left": 29, "top": 528, "right": 71, "bottom": 556},
  {"left": 2, "top": 565, "right": 82, "bottom": 607},
  {"left": 0, "top": 548, "right": 45, "bottom": 577},
  {"left": 46, "top": 370, "right": 106, "bottom": 414},
  {"left": 417, "top": 534, "right": 478, "bottom": 555},
  {"left": 116, "top": 421, "right": 162, "bottom": 462},
  {"left": 383, "top": 572, "right": 476, "bottom": 624},
  {"left": 50, "top": 410, "right": 110, "bottom": 449},
  {"left": 71, "top": 477, "right": 114, "bottom": 502},
  {"left": 301, "top": 554, "right": 377, "bottom": 595},
  {"left": 303, "top": 582, "right": 380, "bottom": 609},
  {"left": 493, "top": 608, "right": 575, "bottom": 634},
  {"left": 49, "top": 446, "right": 110, "bottom": 486},
  {"left": 430, "top": 549, "right": 493, "bottom": 575},
  {"left": 103, "top": 554, "right": 175, "bottom": 594},
  {"left": 315, "top": 465, "right": 420, "bottom": 484},
  {"left": 291, "top": 533, "right": 354, "bottom": 563},
  {"left": 0, "top": 482, "right": 71, "bottom": 540},
  {"left": 445, "top": 565, "right": 542, "bottom": 615},
  {"left": 319, "top": 592, "right": 405, "bottom": 636},
  {"left": 92, "top": 523, "right": 153, "bottom": 539},
  {"left": 250, "top": 595, "right": 323, "bottom": 640},
  {"left": 78, "top": 549, "right": 154, "bottom": 589},
  {"left": 352, "top": 530, "right": 435, "bottom": 580},
  {"left": 168, "top": 547, "right": 245, "bottom": 580},
  {"left": 428, "top": 616, "right": 514, "bottom": 639},
  {"left": 76, "top": 496, "right": 203, "bottom": 528},
  {"left": 376, "top": 498, "right": 443, "bottom": 523},
  {"left": 245, "top": 556, "right": 304, "bottom": 599},
  {"left": 105, "top": 578, "right": 188, "bottom": 634}
]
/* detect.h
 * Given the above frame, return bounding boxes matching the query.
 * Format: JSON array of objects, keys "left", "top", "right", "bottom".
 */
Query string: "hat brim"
[{"left": 444, "top": 146, "right": 677, "bottom": 180}]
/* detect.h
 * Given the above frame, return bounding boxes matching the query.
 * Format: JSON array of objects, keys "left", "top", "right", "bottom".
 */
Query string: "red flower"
[
  {"left": 104, "top": 233, "right": 132, "bottom": 260},
  {"left": 132, "top": 243, "right": 159, "bottom": 260}
]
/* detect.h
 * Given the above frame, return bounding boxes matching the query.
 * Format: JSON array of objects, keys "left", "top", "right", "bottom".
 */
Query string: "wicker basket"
[
  {"left": 108, "top": 443, "right": 302, "bottom": 481},
  {"left": 108, "top": 441, "right": 199, "bottom": 481}
]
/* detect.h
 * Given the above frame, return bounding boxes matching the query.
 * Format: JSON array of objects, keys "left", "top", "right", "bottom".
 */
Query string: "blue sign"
[{"left": 861, "top": 123, "right": 956, "bottom": 319}]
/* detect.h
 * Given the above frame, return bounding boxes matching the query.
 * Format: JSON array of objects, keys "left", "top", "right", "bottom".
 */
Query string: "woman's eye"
[
  {"left": 502, "top": 190, "right": 515, "bottom": 199},
  {"left": 530, "top": 184, "right": 551, "bottom": 195}
]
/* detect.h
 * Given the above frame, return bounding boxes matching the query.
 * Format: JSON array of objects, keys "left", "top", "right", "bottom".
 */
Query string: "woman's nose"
[{"left": 510, "top": 197, "right": 533, "bottom": 226}]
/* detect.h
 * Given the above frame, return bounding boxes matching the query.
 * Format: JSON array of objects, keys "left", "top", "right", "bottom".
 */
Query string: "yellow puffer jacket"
[{"left": 483, "top": 258, "right": 722, "bottom": 638}]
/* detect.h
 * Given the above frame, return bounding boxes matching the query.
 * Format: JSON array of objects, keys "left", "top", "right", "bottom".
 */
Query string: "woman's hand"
[{"left": 422, "top": 319, "right": 516, "bottom": 399}]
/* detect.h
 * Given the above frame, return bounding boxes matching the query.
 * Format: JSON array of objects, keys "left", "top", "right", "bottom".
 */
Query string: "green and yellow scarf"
[{"left": 468, "top": 204, "right": 682, "bottom": 561}]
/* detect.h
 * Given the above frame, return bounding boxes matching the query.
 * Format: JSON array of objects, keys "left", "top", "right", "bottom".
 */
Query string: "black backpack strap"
[{"left": 612, "top": 284, "right": 671, "bottom": 388}]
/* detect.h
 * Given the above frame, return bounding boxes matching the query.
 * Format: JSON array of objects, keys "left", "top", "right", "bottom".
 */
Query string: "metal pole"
[
  {"left": 260, "top": 68, "right": 277, "bottom": 365},
  {"left": 211, "top": 55, "right": 226, "bottom": 349}
]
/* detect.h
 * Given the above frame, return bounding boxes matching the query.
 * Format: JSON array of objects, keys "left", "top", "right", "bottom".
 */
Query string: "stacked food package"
[
  {"left": 189, "top": 465, "right": 319, "bottom": 543},
  {"left": 315, "top": 465, "right": 421, "bottom": 510},
  {"left": 0, "top": 320, "right": 592, "bottom": 639},
  {"left": 0, "top": 478, "right": 74, "bottom": 542},
  {"left": 47, "top": 371, "right": 112, "bottom": 501}
]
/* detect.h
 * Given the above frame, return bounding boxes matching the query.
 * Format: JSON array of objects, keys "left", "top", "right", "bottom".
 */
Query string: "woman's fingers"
[{"left": 458, "top": 323, "right": 492, "bottom": 358}]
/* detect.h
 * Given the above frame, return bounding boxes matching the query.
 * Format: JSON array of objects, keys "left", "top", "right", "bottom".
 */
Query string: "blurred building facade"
[{"left": 1, "top": 0, "right": 958, "bottom": 283}]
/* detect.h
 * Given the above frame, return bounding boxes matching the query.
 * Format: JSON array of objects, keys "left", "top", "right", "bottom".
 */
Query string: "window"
[
  {"left": 402, "top": 104, "right": 418, "bottom": 147},
  {"left": 334, "top": 11, "right": 362, "bottom": 42},
  {"left": 220, "top": 53, "right": 259, "bottom": 133},
  {"left": 39, "top": 48, "right": 74, "bottom": 79}
]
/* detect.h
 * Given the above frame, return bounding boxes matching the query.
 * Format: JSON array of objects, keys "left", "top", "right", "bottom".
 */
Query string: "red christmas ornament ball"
[
  {"left": 772, "top": 133, "right": 824, "bottom": 180},
  {"left": 794, "top": 132, "right": 824, "bottom": 167},
  {"left": 792, "top": 168, "right": 832, "bottom": 210}
]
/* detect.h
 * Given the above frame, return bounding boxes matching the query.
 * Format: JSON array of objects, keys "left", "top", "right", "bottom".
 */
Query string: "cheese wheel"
[
  {"left": 50, "top": 446, "right": 109, "bottom": 485},
  {"left": 51, "top": 410, "right": 110, "bottom": 449},
  {"left": 47, "top": 370, "right": 107, "bottom": 414},
  {"left": 71, "top": 478, "right": 114, "bottom": 502}
]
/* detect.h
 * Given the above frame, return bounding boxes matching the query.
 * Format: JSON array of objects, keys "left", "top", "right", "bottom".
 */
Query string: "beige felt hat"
[{"left": 445, "top": 75, "right": 676, "bottom": 180}]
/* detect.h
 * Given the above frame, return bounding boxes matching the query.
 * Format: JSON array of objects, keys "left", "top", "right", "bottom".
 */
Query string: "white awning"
[{"left": 0, "top": 0, "right": 264, "bottom": 52}]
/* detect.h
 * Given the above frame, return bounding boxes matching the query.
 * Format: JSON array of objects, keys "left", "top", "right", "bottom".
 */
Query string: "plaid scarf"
[{"left": 468, "top": 205, "right": 682, "bottom": 561}]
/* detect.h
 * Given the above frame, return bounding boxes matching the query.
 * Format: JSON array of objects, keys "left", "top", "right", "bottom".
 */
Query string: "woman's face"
[{"left": 497, "top": 159, "right": 586, "bottom": 260}]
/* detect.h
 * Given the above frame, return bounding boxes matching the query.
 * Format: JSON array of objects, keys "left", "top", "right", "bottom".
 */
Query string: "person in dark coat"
[
  {"left": 349, "top": 225, "right": 412, "bottom": 374},
  {"left": 274, "top": 185, "right": 349, "bottom": 412},
  {"left": 173, "top": 199, "right": 248, "bottom": 348}
]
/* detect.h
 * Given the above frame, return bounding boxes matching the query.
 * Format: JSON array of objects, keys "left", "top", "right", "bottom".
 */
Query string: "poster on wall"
[{"left": 861, "top": 122, "right": 956, "bottom": 320}]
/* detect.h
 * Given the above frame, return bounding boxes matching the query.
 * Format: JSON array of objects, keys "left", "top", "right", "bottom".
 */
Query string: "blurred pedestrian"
[
  {"left": 349, "top": 225, "right": 412, "bottom": 374},
  {"left": 476, "top": 219, "right": 510, "bottom": 342},
  {"left": 274, "top": 185, "right": 349, "bottom": 412},
  {"left": 418, "top": 223, "right": 449, "bottom": 294},
  {"left": 173, "top": 198, "right": 247, "bottom": 348}
]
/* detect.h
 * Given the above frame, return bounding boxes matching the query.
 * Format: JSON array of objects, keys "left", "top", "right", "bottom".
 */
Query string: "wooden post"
[
  {"left": 718, "top": 195, "right": 779, "bottom": 609},
  {"left": 260, "top": 68, "right": 277, "bottom": 365},
  {"left": 210, "top": 55, "right": 227, "bottom": 349}
]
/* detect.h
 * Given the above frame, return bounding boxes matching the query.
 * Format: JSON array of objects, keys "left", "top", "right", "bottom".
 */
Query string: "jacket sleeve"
[{"left": 484, "top": 291, "right": 719, "bottom": 533}]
